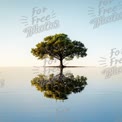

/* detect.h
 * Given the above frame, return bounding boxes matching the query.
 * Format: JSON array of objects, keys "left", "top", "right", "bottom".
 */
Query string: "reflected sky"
[{"left": 0, "top": 67, "right": 122, "bottom": 122}]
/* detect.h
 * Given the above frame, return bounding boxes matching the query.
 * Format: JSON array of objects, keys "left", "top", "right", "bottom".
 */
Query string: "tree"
[
  {"left": 31, "top": 68, "right": 87, "bottom": 100},
  {"left": 31, "top": 33, "right": 87, "bottom": 67}
]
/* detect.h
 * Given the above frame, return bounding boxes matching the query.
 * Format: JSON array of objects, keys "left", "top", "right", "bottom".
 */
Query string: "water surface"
[{"left": 0, "top": 67, "right": 122, "bottom": 122}]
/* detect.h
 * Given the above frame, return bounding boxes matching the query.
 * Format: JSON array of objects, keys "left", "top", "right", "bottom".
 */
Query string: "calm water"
[{"left": 0, "top": 67, "right": 122, "bottom": 122}]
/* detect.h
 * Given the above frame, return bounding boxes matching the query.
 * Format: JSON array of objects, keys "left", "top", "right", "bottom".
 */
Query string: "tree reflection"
[{"left": 31, "top": 68, "right": 87, "bottom": 101}]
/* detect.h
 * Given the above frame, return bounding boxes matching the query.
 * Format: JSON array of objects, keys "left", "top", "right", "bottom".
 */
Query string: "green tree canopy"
[
  {"left": 31, "top": 33, "right": 87, "bottom": 67},
  {"left": 31, "top": 68, "right": 87, "bottom": 101}
]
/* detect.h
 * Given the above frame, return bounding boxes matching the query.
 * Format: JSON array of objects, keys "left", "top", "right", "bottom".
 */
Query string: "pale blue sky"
[{"left": 0, "top": 0, "right": 122, "bottom": 66}]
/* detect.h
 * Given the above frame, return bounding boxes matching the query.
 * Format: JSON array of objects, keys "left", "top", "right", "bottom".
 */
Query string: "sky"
[{"left": 0, "top": 0, "right": 122, "bottom": 67}]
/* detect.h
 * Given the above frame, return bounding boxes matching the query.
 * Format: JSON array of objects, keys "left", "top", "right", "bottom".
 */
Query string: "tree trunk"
[
  {"left": 59, "top": 67, "right": 64, "bottom": 82},
  {"left": 60, "top": 67, "right": 63, "bottom": 76},
  {"left": 59, "top": 59, "right": 64, "bottom": 68}
]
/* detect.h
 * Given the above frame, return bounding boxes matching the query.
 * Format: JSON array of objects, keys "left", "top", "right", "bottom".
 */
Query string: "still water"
[{"left": 0, "top": 67, "right": 122, "bottom": 122}]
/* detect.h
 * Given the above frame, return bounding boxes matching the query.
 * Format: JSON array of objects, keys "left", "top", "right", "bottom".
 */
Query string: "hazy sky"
[{"left": 0, "top": 0, "right": 122, "bottom": 66}]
